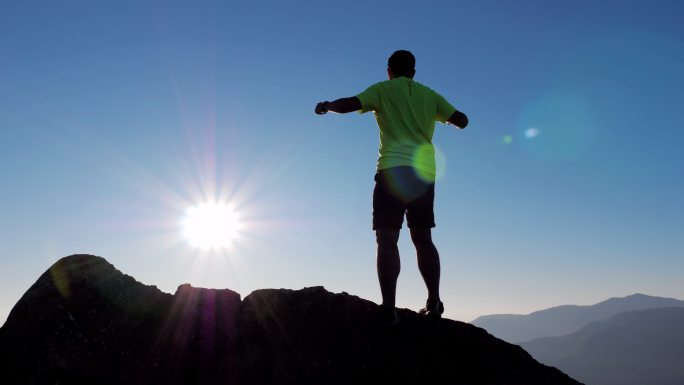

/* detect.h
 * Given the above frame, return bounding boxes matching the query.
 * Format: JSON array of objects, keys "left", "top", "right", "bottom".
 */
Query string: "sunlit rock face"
[{"left": 0, "top": 255, "right": 581, "bottom": 385}]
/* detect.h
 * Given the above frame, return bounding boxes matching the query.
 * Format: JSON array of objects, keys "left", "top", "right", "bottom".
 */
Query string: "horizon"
[
  {"left": 5, "top": 252, "right": 682, "bottom": 326},
  {"left": 2, "top": 0, "right": 683, "bottom": 325},
  {"left": 3, "top": 256, "right": 682, "bottom": 326}
]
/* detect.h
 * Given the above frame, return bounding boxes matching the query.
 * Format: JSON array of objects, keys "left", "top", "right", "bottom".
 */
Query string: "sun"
[{"left": 182, "top": 202, "right": 242, "bottom": 250}]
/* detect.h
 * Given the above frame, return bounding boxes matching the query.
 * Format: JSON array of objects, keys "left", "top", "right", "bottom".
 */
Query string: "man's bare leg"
[
  {"left": 410, "top": 228, "right": 440, "bottom": 303},
  {"left": 376, "top": 228, "right": 401, "bottom": 308}
]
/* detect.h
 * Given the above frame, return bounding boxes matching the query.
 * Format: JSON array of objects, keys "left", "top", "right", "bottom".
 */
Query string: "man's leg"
[
  {"left": 410, "top": 228, "right": 440, "bottom": 303},
  {"left": 376, "top": 228, "right": 401, "bottom": 308}
]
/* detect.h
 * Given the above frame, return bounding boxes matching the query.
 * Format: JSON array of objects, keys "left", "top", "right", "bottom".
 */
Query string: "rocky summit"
[{"left": 0, "top": 254, "right": 581, "bottom": 385}]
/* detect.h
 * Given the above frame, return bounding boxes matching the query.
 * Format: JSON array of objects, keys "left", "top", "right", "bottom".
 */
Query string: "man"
[{"left": 315, "top": 50, "right": 468, "bottom": 323}]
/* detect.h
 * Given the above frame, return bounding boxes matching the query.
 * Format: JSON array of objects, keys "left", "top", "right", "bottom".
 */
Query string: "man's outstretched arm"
[
  {"left": 315, "top": 97, "right": 362, "bottom": 115},
  {"left": 447, "top": 109, "right": 468, "bottom": 129}
]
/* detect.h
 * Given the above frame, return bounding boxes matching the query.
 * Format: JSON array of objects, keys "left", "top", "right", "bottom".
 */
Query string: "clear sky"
[{"left": 1, "top": 0, "right": 683, "bottom": 324}]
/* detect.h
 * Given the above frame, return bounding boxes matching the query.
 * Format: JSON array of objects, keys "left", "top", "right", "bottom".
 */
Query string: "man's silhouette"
[{"left": 315, "top": 50, "right": 468, "bottom": 323}]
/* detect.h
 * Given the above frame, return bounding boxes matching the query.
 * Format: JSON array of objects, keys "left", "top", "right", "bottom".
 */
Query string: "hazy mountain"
[
  {"left": 0, "top": 254, "right": 580, "bottom": 385},
  {"left": 471, "top": 293, "right": 684, "bottom": 343},
  {"left": 521, "top": 307, "right": 684, "bottom": 385}
]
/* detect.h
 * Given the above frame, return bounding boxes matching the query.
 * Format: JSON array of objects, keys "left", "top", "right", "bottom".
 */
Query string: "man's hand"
[
  {"left": 447, "top": 109, "right": 468, "bottom": 129},
  {"left": 315, "top": 101, "right": 329, "bottom": 115}
]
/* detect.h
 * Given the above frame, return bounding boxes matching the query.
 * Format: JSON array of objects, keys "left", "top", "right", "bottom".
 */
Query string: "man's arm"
[
  {"left": 315, "top": 97, "right": 362, "bottom": 115},
  {"left": 447, "top": 109, "right": 468, "bottom": 129}
]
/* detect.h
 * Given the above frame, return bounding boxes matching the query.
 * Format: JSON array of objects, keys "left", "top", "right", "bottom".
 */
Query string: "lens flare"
[
  {"left": 411, "top": 144, "right": 447, "bottom": 182},
  {"left": 518, "top": 92, "right": 597, "bottom": 161},
  {"left": 524, "top": 127, "right": 540, "bottom": 138}
]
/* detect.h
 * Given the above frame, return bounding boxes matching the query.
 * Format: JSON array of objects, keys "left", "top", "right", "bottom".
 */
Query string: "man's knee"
[
  {"left": 376, "top": 228, "right": 400, "bottom": 247},
  {"left": 409, "top": 228, "right": 434, "bottom": 248}
]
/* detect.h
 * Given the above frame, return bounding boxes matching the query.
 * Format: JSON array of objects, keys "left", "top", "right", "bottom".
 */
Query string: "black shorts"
[{"left": 372, "top": 166, "right": 435, "bottom": 230}]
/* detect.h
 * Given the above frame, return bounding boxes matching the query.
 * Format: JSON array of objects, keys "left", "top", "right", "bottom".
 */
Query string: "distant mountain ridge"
[
  {"left": 471, "top": 293, "right": 684, "bottom": 343},
  {"left": 0, "top": 254, "right": 580, "bottom": 385},
  {"left": 521, "top": 307, "right": 684, "bottom": 385}
]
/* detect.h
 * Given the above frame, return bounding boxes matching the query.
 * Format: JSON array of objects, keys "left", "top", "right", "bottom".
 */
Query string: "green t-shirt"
[{"left": 356, "top": 77, "right": 456, "bottom": 181}]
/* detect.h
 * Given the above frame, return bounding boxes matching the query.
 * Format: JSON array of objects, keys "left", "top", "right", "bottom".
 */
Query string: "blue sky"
[{"left": 1, "top": 0, "right": 683, "bottom": 324}]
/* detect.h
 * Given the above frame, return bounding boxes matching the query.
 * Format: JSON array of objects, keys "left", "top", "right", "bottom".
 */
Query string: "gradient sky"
[{"left": 1, "top": 0, "right": 683, "bottom": 324}]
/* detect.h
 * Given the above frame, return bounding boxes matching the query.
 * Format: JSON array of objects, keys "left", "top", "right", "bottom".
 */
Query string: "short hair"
[{"left": 388, "top": 50, "right": 415, "bottom": 78}]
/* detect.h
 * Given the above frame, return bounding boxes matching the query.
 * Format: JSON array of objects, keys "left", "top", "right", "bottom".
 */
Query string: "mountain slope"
[
  {"left": 471, "top": 293, "right": 684, "bottom": 343},
  {"left": 521, "top": 307, "right": 684, "bottom": 385},
  {"left": 0, "top": 254, "right": 580, "bottom": 385}
]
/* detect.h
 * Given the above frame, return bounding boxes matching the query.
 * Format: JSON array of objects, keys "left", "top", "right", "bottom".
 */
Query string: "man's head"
[{"left": 387, "top": 50, "right": 416, "bottom": 79}]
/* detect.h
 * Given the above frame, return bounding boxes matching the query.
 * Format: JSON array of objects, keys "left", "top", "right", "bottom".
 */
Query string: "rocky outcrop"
[{"left": 0, "top": 254, "right": 581, "bottom": 385}]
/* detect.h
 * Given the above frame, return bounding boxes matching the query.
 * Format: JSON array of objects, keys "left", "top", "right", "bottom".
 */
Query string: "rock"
[{"left": 0, "top": 254, "right": 581, "bottom": 385}]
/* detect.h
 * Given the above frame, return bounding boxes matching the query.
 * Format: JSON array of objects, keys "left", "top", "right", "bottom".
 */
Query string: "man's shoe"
[
  {"left": 419, "top": 299, "right": 444, "bottom": 318},
  {"left": 376, "top": 305, "right": 399, "bottom": 326}
]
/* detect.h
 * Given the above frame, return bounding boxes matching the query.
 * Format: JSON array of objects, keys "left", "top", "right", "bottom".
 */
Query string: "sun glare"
[{"left": 182, "top": 202, "right": 241, "bottom": 250}]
